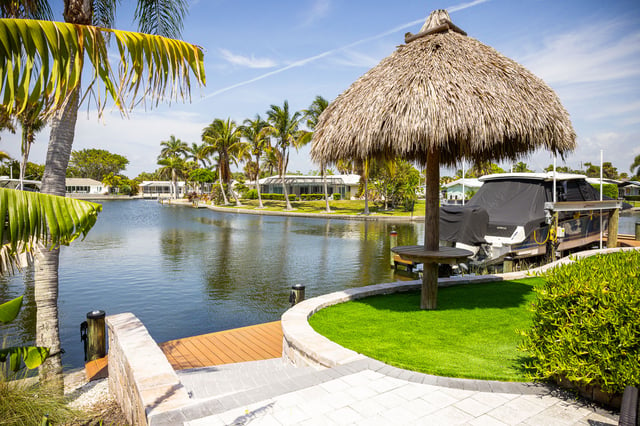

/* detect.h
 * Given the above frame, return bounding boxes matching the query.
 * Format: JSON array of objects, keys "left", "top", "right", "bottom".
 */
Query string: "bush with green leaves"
[
  {"left": 245, "top": 189, "right": 258, "bottom": 199},
  {"left": 520, "top": 250, "right": 640, "bottom": 395},
  {"left": 300, "top": 193, "right": 325, "bottom": 201},
  {"left": 590, "top": 183, "right": 619, "bottom": 199},
  {"left": 332, "top": 193, "right": 341, "bottom": 200}
]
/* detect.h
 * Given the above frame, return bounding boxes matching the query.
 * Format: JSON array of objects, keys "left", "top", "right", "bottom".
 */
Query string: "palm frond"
[
  {"left": 0, "top": 188, "right": 102, "bottom": 275},
  {"left": 0, "top": 18, "right": 205, "bottom": 119},
  {"left": 134, "top": 0, "right": 187, "bottom": 39}
]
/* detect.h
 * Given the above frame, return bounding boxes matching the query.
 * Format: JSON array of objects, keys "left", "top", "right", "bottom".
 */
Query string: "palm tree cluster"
[{"left": 156, "top": 98, "right": 326, "bottom": 208}]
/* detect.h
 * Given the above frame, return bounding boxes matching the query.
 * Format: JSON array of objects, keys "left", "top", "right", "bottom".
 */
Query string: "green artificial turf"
[{"left": 309, "top": 278, "right": 544, "bottom": 382}]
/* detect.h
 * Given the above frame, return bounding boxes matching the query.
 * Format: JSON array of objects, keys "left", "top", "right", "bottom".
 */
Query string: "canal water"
[
  {"left": 1, "top": 200, "right": 424, "bottom": 368},
  {"left": 1, "top": 200, "right": 638, "bottom": 369}
]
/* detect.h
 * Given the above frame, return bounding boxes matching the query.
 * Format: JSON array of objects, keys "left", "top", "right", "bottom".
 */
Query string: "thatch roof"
[{"left": 310, "top": 10, "right": 576, "bottom": 167}]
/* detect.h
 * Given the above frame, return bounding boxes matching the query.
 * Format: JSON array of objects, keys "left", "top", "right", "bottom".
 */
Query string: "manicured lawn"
[
  {"left": 218, "top": 199, "right": 426, "bottom": 217},
  {"left": 309, "top": 278, "right": 544, "bottom": 381}
]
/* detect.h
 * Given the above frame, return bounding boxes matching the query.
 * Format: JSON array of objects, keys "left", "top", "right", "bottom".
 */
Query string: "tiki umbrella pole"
[{"left": 423, "top": 147, "right": 441, "bottom": 310}]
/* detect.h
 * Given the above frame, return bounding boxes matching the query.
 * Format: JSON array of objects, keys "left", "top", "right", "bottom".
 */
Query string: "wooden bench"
[{"left": 393, "top": 255, "right": 419, "bottom": 272}]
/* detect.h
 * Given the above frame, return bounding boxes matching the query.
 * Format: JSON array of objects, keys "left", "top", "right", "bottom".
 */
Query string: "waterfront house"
[
  {"left": 65, "top": 178, "right": 107, "bottom": 195},
  {"left": 138, "top": 180, "right": 186, "bottom": 198},
  {"left": 258, "top": 174, "right": 361, "bottom": 199},
  {"left": 620, "top": 181, "right": 640, "bottom": 198},
  {"left": 442, "top": 178, "right": 483, "bottom": 203}
]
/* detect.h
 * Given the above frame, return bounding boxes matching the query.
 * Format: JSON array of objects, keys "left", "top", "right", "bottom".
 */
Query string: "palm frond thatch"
[
  {"left": 310, "top": 12, "right": 575, "bottom": 167},
  {"left": 0, "top": 188, "right": 102, "bottom": 275},
  {"left": 0, "top": 18, "right": 206, "bottom": 119}
]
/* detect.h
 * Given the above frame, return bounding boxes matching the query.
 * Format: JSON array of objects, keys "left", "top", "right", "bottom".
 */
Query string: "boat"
[{"left": 439, "top": 172, "right": 625, "bottom": 271}]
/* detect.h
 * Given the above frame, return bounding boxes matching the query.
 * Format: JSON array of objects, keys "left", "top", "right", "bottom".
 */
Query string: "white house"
[
  {"left": 442, "top": 178, "right": 483, "bottom": 203},
  {"left": 138, "top": 180, "right": 186, "bottom": 198},
  {"left": 65, "top": 178, "right": 106, "bottom": 194},
  {"left": 258, "top": 174, "right": 361, "bottom": 199},
  {"left": 620, "top": 181, "right": 640, "bottom": 197}
]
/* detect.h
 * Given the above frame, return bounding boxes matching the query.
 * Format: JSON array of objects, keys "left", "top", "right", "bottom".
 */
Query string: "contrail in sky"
[{"left": 204, "top": 0, "right": 489, "bottom": 99}]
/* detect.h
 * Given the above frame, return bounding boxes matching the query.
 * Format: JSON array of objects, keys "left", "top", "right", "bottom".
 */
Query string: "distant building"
[
  {"left": 138, "top": 181, "right": 186, "bottom": 198},
  {"left": 65, "top": 178, "right": 106, "bottom": 194},
  {"left": 442, "top": 178, "right": 483, "bottom": 202},
  {"left": 258, "top": 174, "right": 361, "bottom": 199},
  {"left": 620, "top": 181, "right": 640, "bottom": 197}
]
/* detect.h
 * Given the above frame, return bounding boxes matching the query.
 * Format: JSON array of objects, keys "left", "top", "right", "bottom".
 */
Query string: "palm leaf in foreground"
[
  {"left": 0, "top": 18, "right": 206, "bottom": 119},
  {"left": 0, "top": 188, "right": 102, "bottom": 275}
]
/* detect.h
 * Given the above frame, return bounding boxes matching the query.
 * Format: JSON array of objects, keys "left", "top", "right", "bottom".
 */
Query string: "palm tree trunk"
[
  {"left": 19, "top": 132, "right": 29, "bottom": 191},
  {"left": 280, "top": 147, "right": 292, "bottom": 210},
  {"left": 322, "top": 164, "right": 330, "bottom": 213},
  {"left": 172, "top": 169, "right": 177, "bottom": 199},
  {"left": 230, "top": 181, "right": 241, "bottom": 206},
  {"left": 34, "top": 85, "right": 80, "bottom": 391},
  {"left": 218, "top": 167, "right": 229, "bottom": 205},
  {"left": 255, "top": 155, "right": 264, "bottom": 209}
]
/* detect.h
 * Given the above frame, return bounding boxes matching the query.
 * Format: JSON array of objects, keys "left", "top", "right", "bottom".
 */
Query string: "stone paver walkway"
[{"left": 177, "top": 359, "right": 617, "bottom": 426}]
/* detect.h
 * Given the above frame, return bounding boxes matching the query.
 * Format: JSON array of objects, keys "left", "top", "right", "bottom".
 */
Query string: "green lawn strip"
[
  {"left": 216, "top": 199, "right": 426, "bottom": 216},
  {"left": 309, "top": 278, "right": 544, "bottom": 381}
]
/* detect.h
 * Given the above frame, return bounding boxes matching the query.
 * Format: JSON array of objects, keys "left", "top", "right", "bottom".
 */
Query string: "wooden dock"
[{"left": 158, "top": 321, "right": 283, "bottom": 370}]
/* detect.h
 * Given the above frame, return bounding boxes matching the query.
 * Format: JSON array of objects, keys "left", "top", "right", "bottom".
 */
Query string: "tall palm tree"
[
  {"left": 160, "top": 135, "right": 189, "bottom": 159},
  {"left": 17, "top": 102, "right": 47, "bottom": 190},
  {"left": 188, "top": 142, "right": 211, "bottom": 169},
  {"left": 303, "top": 96, "right": 330, "bottom": 211},
  {"left": 241, "top": 115, "right": 270, "bottom": 208},
  {"left": 265, "top": 101, "right": 304, "bottom": 210},
  {"left": 157, "top": 156, "right": 187, "bottom": 199},
  {"left": 631, "top": 155, "right": 640, "bottom": 178},
  {"left": 2, "top": 2, "right": 204, "bottom": 385},
  {"left": 202, "top": 118, "right": 245, "bottom": 206}
]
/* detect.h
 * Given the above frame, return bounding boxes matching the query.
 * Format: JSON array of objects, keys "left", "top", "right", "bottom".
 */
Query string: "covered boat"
[{"left": 440, "top": 172, "right": 623, "bottom": 269}]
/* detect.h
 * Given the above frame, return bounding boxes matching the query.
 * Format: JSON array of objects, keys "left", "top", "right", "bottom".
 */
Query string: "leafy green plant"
[
  {"left": 332, "top": 193, "right": 341, "bottom": 200},
  {"left": 244, "top": 189, "right": 258, "bottom": 199},
  {"left": 0, "top": 296, "right": 49, "bottom": 372},
  {"left": 589, "top": 183, "right": 619, "bottom": 199},
  {"left": 520, "top": 250, "right": 640, "bottom": 395}
]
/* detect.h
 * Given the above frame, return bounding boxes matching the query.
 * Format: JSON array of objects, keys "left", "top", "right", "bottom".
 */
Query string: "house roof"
[
  {"left": 443, "top": 178, "right": 482, "bottom": 189},
  {"left": 65, "top": 178, "right": 103, "bottom": 186},
  {"left": 258, "top": 174, "right": 361, "bottom": 186}
]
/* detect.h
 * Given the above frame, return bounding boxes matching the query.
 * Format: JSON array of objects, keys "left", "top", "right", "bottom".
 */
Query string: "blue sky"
[{"left": 2, "top": 0, "right": 639, "bottom": 178}]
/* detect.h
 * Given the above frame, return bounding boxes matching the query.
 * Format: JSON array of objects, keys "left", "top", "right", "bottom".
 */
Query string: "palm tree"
[
  {"left": 202, "top": 118, "right": 245, "bottom": 206},
  {"left": 157, "top": 156, "right": 187, "bottom": 199},
  {"left": 303, "top": 96, "right": 330, "bottom": 211},
  {"left": 17, "top": 102, "right": 47, "bottom": 190},
  {"left": 1, "top": 2, "right": 205, "bottom": 385},
  {"left": 188, "top": 142, "right": 211, "bottom": 169},
  {"left": 631, "top": 155, "right": 640, "bottom": 178},
  {"left": 160, "top": 135, "right": 189, "bottom": 159},
  {"left": 265, "top": 101, "right": 304, "bottom": 210},
  {"left": 241, "top": 115, "right": 269, "bottom": 208}
]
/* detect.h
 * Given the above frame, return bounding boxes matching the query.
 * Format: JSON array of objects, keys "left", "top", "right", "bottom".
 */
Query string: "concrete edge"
[{"left": 281, "top": 247, "right": 640, "bottom": 394}]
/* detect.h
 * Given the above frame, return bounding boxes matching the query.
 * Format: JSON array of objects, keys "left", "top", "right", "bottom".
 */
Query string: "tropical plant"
[
  {"left": 69, "top": 148, "right": 129, "bottom": 182},
  {"left": 512, "top": 161, "right": 532, "bottom": 173},
  {"left": 241, "top": 115, "right": 269, "bottom": 208},
  {"left": 304, "top": 95, "right": 331, "bottom": 212},
  {"left": 157, "top": 156, "right": 187, "bottom": 199},
  {"left": 16, "top": 101, "right": 47, "bottom": 190},
  {"left": 265, "top": 101, "right": 304, "bottom": 210},
  {"left": 1, "top": 1, "right": 205, "bottom": 386},
  {"left": 188, "top": 142, "right": 211, "bottom": 169},
  {"left": 630, "top": 155, "right": 640, "bottom": 179},
  {"left": 1, "top": 296, "right": 49, "bottom": 372},
  {"left": 202, "top": 118, "right": 247, "bottom": 206}
]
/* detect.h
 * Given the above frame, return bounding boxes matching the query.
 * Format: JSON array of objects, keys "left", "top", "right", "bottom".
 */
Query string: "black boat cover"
[{"left": 439, "top": 177, "right": 608, "bottom": 245}]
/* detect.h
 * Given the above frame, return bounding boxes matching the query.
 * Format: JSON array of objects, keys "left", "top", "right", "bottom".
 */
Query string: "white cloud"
[
  {"left": 519, "top": 19, "right": 640, "bottom": 85},
  {"left": 330, "top": 49, "right": 380, "bottom": 68},
  {"left": 219, "top": 49, "right": 277, "bottom": 69},
  {"left": 299, "top": 0, "right": 331, "bottom": 28}
]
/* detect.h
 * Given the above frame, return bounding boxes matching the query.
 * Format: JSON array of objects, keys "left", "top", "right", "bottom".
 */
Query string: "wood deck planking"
[{"left": 159, "top": 321, "right": 283, "bottom": 370}]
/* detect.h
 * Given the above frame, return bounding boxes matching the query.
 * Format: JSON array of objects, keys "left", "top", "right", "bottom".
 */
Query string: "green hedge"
[
  {"left": 245, "top": 189, "right": 258, "bottom": 199},
  {"left": 332, "top": 193, "right": 341, "bottom": 200},
  {"left": 590, "top": 183, "right": 619, "bottom": 200},
  {"left": 520, "top": 250, "right": 640, "bottom": 395},
  {"left": 259, "top": 193, "right": 297, "bottom": 201},
  {"left": 624, "top": 195, "right": 640, "bottom": 202},
  {"left": 300, "top": 193, "right": 325, "bottom": 201}
]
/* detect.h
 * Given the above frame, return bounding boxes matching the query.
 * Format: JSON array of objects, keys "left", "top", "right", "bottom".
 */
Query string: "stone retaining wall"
[{"left": 106, "top": 313, "right": 191, "bottom": 426}]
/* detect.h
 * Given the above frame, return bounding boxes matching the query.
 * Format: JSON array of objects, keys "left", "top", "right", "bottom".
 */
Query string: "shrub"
[
  {"left": 245, "top": 189, "right": 258, "bottom": 199},
  {"left": 624, "top": 195, "right": 640, "bottom": 202},
  {"left": 300, "top": 193, "right": 325, "bottom": 201},
  {"left": 332, "top": 193, "right": 341, "bottom": 200},
  {"left": 288, "top": 194, "right": 297, "bottom": 201},
  {"left": 519, "top": 250, "right": 640, "bottom": 395},
  {"left": 261, "top": 193, "right": 285, "bottom": 201},
  {"left": 590, "top": 183, "right": 619, "bottom": 199}
]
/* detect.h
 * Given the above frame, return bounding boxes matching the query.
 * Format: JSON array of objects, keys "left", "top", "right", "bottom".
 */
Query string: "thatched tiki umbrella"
[{"left": 310, "top": 9, "right": 575, "bottom": 309}]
